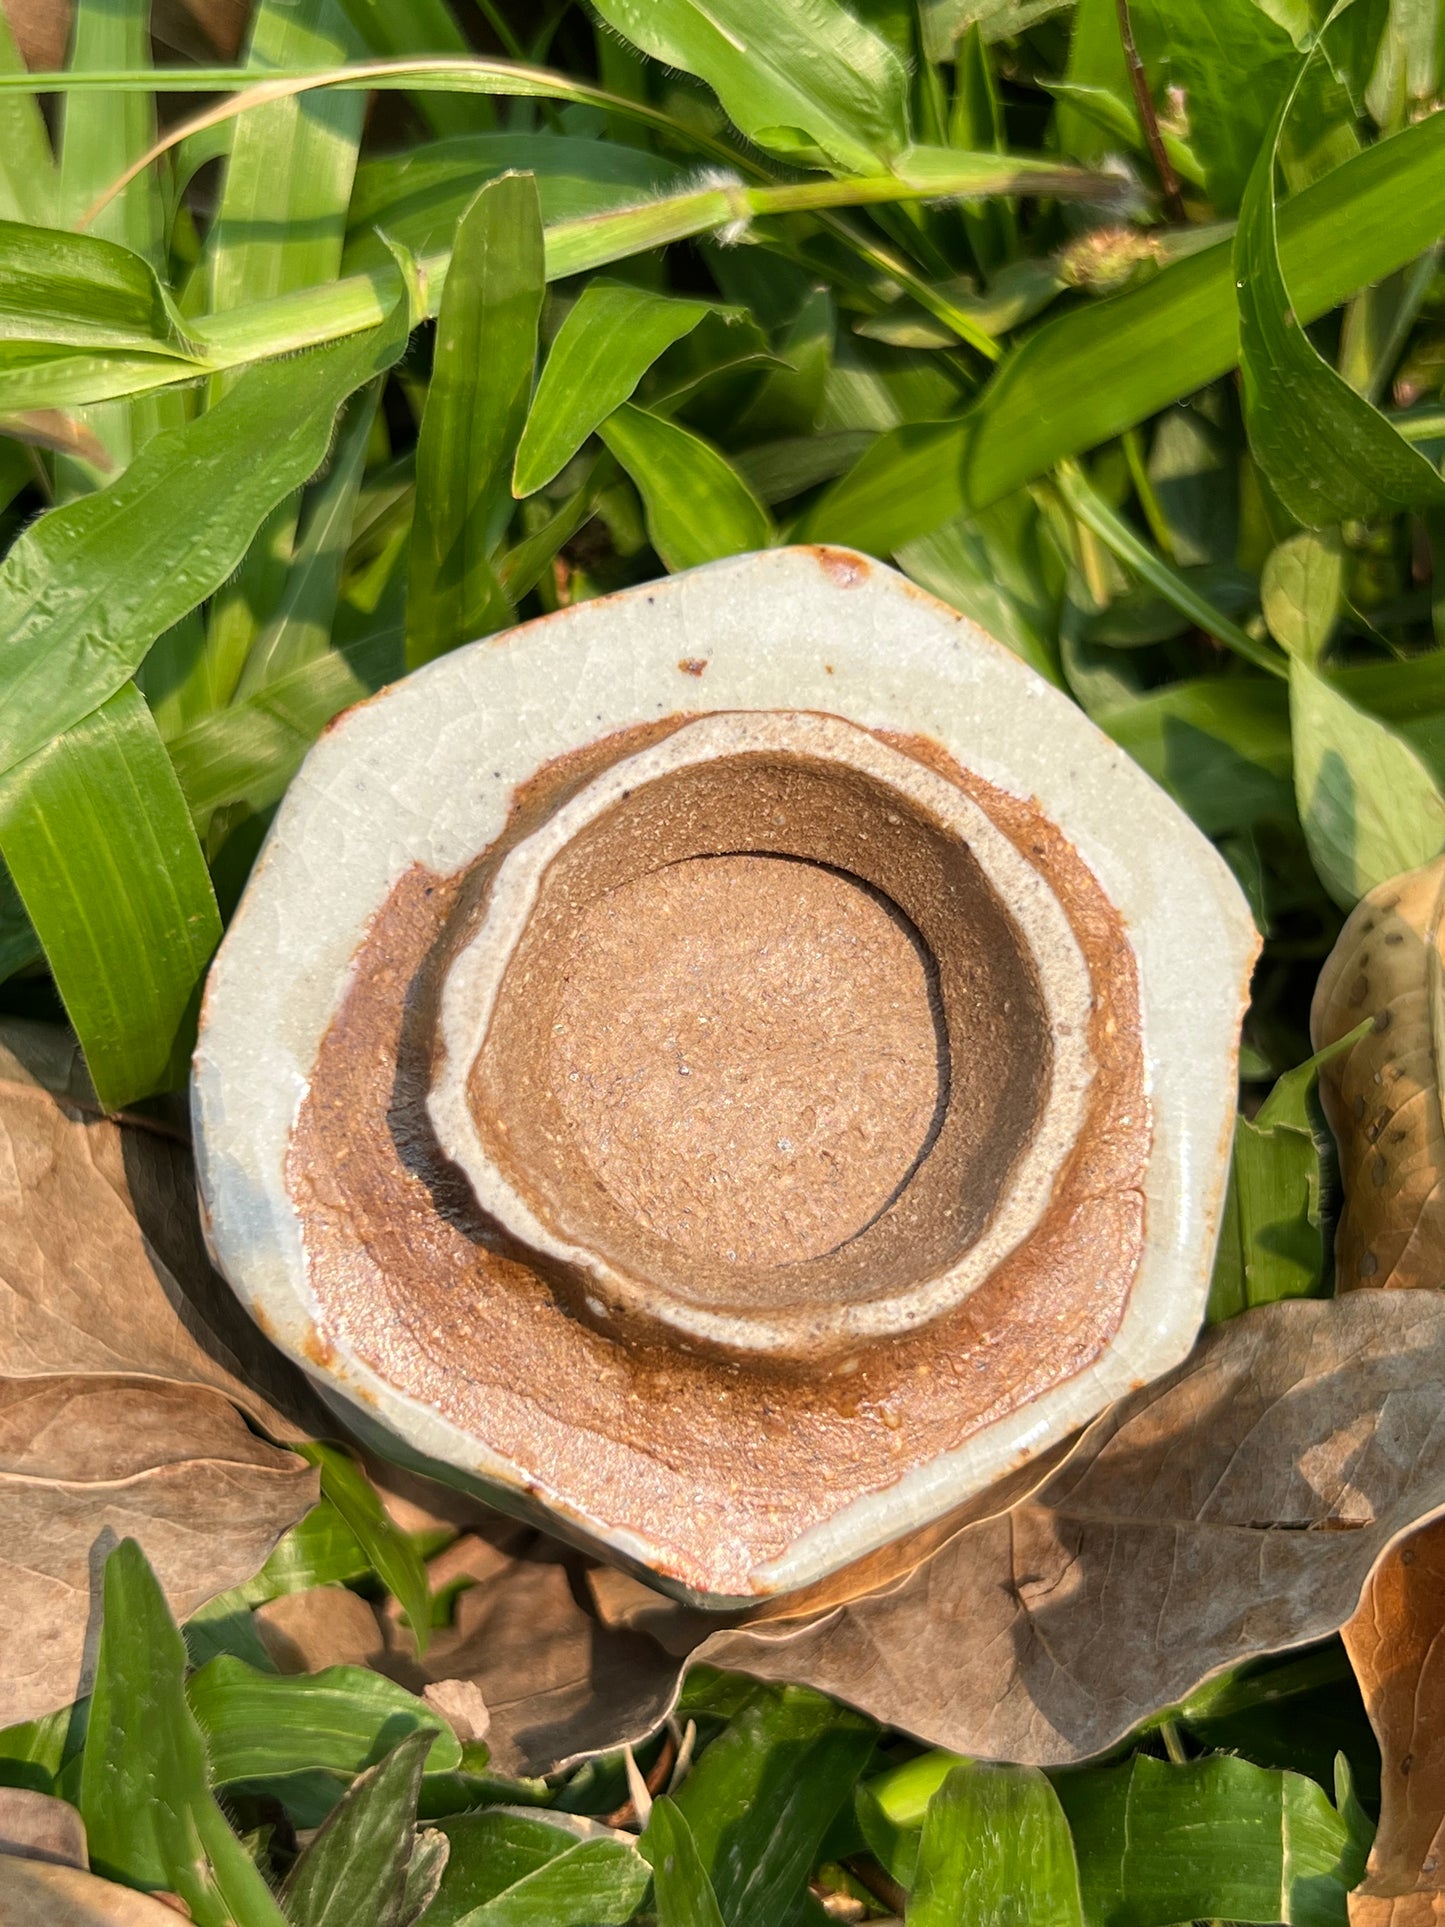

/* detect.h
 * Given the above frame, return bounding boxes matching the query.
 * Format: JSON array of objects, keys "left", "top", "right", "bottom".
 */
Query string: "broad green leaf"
[
  {"left": 909, "top": 1760, "right": 1084, "bottom": 1927},
  {"left": 211, "top": 0, "right": 366, "bottom": 313},
  {"left": 236, "top": 381, "right": 380, "bottom": 696},
  {"left": 1261, "top": 528, "right": 1344, "bottom": 663},
  {"left": 669, "top": 1684, "right": 877, "bottom": 1927},
  {"left": 188, "top": 1657, "right": 460, "bottom": 1782},
  {"left": 1235, "top": 51, "right": 1445, "bottom": 526},
  {"left": 0, "top": 221, "right": 194, "bottom": 352},
  {"left": 406, "top": 171, "right": 543, "bottom": 669},
  {"left": 1178, "top": 1648, "right": 1380, "bottom": 1803},
  {"left": 590, "top": 0, "right": 910, "bottom": 171},
  {"left": 296, "top": 1443, "right": 432, "bottom": 1658},
  {"left": 514, "top": 282, "right": 715, "bottom": 497},
  {"left": 0, "top": 684, "right": 221, "bottom": 1107},
  {"left": 0, "top": 1702, "right": 77, "bottom": 1798},
  {"left": 0, "top": 312, "right": 403, "bottom": 783},
  {"left": 282, "top": 1730, "right": 435, "bottom": 1927},
  {"left": 0, "top": 7, "right": 55, "bottom": 226},
  {"left": 855, "top": 1751, "right": 959, "bottom": 1887},
  {"left": 59, "top": 0, "right": 161, "bottom": 266},
  {"left": 244, "top": 1498, "right": 372, "bottom": 1600},
  {"left": 1208, "top": 1031, "right": 1364, "bottom": 1321},
  {"left": 642, "top": 1797, "right": 727, "bottom": 1927},
  {"left": 429, "top": 1811, "right": 649, "bottom": 1926},
  {"left": 598, "top": 403, "right": 773, "bottom": 572},
  {"left": 798, "top": 108, "right": 1445, "bottom": 554},
  {"left": 1098, "top": 678, "right": 1294, "bottom": 838},
  {"left": 1053, "top": 1752, "right": 1368, "bottom": 1927},
  {"left": 344, "top": 132, "right": 680, "bottom": 276},
  {"left": 338, "top": 0, "right": 493, "bottom": 136},
  {"left": 78, "top": 1539, "right": 289, "bottom": 1927},
  {"left": 168, "top": 627, "right": 400, "bottom": 824},
  {"left": 1290, "top": 657, "right": 1445, "bottom": 907}
]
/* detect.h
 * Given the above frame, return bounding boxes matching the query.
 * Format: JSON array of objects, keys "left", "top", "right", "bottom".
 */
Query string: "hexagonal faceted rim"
[{"left": 192, "top": 545, "right": 1258, "bottom": 1607}]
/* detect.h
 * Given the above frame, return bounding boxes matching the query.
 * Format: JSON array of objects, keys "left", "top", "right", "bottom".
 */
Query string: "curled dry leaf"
[
  {"left": 0, "top": 1857, "right": 197, "bottom": 1926},
  {"left": 0, "top": 1022, "right": 320, "bottom": 1725},
  {"left": 1312, "top": 855, "right": 1445, "bottom": 1291},
  {"left": 0, "top": 1785, "right": 87, "bottom": 1868},
  {"left": 568, "top": 1294, "right": 1445, "bottom": 1769},
  {"left": 1343, "top": 1513, "right": 1445, "bottom": 1906}
]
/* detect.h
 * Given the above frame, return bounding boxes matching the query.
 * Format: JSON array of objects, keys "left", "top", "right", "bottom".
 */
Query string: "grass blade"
[
  {"left": 0, "top": 310, "right": 403, "bottom": 783},
  {"left": 0, "top": 683, "right": 221, "bottom": 1108},
  {"left": 59, "top": 0, "right": 161, "bottom": 266},
  {"left": 0, "top": 6, "right": 56, "bottom": 226},
  {"left": 281, "top": 1729, "right": 435, "bottom": 1927},
  {"left": 0, "top": 220, "right": 195, "bottom": 352},
  {"left": 187, "top": 1658, "right": 460, "bottom": 1782},
  {"left": 406, "top": 171, "right": 544, "bottom": 668},
  {"left": 513, "top": 281, "right": 714, "bottom": 497},
  {"left": 78, "top": 1539, "right": 289, "bottom": 1927},
  {"left": 796, "top": 107, "right": 1445, "bottom": 553},
  {"left": 296, "top": 1443, "right": 432, "bottom": 1658},
  {"left": 642, "top": 1798, "right": 728, "bottom": 1927},
  {"left": 210, "top": 0, "right": 366, "bottom": 314},
  {"left": 598, "top": 402, "right": 773, "bottom": 571}
]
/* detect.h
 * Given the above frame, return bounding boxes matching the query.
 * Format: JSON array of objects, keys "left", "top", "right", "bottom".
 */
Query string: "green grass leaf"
[
  {"left": 429, "top": 1810, "right": 650, "bottom": 1927},
  {"left": 1054, "top": 1752, "right": 1368, "bottom": 1926},
  {"left": 669, "top": 1685, "right": 877, "bottom": 1927},
  {"left": 1234, "top": 50, "right": 1445, "bottom": 526},
  {"left": 797, "top": 107, "right": 1445, "bottom": 553},
  {"left": 281, "top": 1729, "right": 436, "bottom": 1927},
  {"left": 59, "top": 0, "right": 161, "bottom": 268},
  {"left": 590, "top": 0, "right": 911, "bottom": 171},
  {"left": 642, "top": 1797, "right": 728, "bottom": 1927},
  {"left": 406, "top": 170, "right": 544, "bottom": 669},
  {"left": 1096, "top": 678, "right": 1295, "bottom": 839},
  {"left": 77, "top": 1539, "right": 289, "bottom": 1927},
  {"left": 0, "top": 684, "right": 221, "bottom": 1108},
  {"left": 0, "top": 220, "right": 194, "bottom": 352},
  {"left": 210, "top": 0, "right": 366, "bottom": 314},
  {"left": 598, "top": 402, "right": 773, "bottom": 571},
  {"left": 909, "top": 1760, "right": 1085, "bottom": 1927},
  {"left": 0, "top": 8, "right": 55, "bottom": 227},
  {"left": 296, "top": 1442, "right": 433, "bottom": 1659},
  {"left": 0, "top": 311, "right": 403, "bottom": 783},
  {"left": 1290, "top": 657, "right": 1445, "bottom": 907},
  {"left": 188, "top": 1657, "right": 461, "bottom": 1782},
  {"left": 514, "top": 281, "right": 715, "bottom": 497}
]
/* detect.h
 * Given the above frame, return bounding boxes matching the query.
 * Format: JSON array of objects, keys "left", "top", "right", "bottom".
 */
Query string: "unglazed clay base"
[{"left": 193, "top": 546, "right": 1259, "bottom": 1606}]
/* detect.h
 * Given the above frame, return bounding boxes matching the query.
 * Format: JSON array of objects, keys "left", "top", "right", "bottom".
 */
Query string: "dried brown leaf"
[
  {"left": 1352, "top": 1900, "right": 1445, "bottom": 1925},
  {"left": 1344, "top": 1513, "right": 1445, "bottom": 1901},
  {"left": 0, "top": 1857, "right": 195, "bottom": 1924},
  {"left": 0, "top": 1024, "right": 320, "bottom": 1727},
  {"left": 640, "top": 1294, "right": 1445, "bottom": 1765},
  {"left": 0, "top": 412, "right": 113, "bottom": 470},
  {"left": 253, "top": 1585, "right": 386, "bottom": 1674},
  {"left": 0, "top": 1019, "right": 324, "bottom": 1440},
  {"left": 376, "top": 1528, "right": 679, "bottom": 1777},
  {"left": 1312, "top": 855, "right": 1445, "bottom": 1291},
  {"left": 0, "top": 1375, "right": 314, "bottom": 1727},
  {"left": 0, "top": 1786, "right": 87, "bottom": 1869}
]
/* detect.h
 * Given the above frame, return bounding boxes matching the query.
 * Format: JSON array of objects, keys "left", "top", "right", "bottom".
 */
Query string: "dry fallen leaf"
[
  {"left": 376, "top": 1527, "right": 680, "bottom": 1777},
  {"left": 0, "top": 411, "right": 114, "bottom": 470},
  {"left": 0, "top": 1785, "right": 87, "bottom": 1868},
  {"left": 561, "top": 1293, "right": 1445, "bottom": 1768},
  {"left": 253, "top": 1585, "right": 387, "bottom": 1674},
  {"left": 1351, "top": 1902, "right": 1445, "bottom": 1925},
  {"left": 0, "top": 1023, "right": 319, "bottom": 1726},
  {"left": 1312, "top": 855, "right": 1445, "bottom": 1291},
  {"left": 1344, "top": 1513, "right": 1445, "bottom": 1905},
  {"left": 0, "top": 1857, "right": 194, "bottom": 1926},
  {"left": 0, "top": 1021, "right": 324, "bottom": 1439}
]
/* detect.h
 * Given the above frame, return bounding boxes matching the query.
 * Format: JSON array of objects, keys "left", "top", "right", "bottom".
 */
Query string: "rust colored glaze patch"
[{"left": 287, "top": 721, "right": 1149, "bottom": 1596}]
